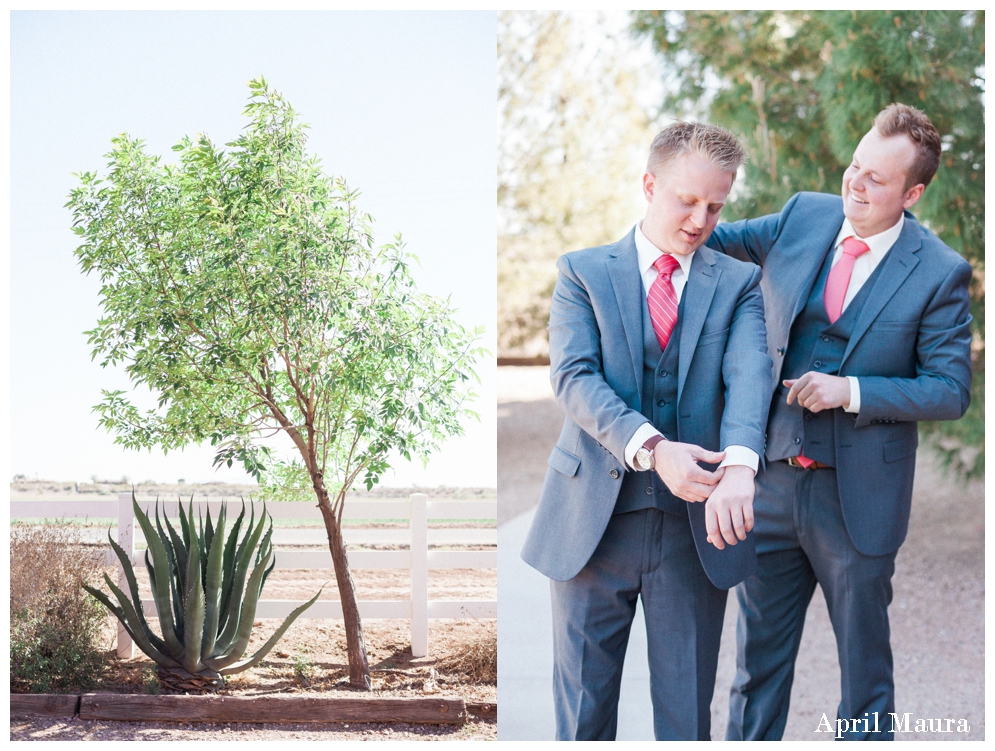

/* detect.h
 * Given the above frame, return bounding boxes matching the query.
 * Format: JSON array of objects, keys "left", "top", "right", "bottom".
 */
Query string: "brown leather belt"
[{"left": 785, "top": 456, "right": 833, "bottom": 470}]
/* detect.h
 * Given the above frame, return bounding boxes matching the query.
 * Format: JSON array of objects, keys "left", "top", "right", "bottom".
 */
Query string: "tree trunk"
[{"left": 312, "top": 478, "right": 371, "bottom": 689}]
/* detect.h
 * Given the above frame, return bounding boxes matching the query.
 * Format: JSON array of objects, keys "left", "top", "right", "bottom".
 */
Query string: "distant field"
[
  {"left": 9, "top": 480, "right": 498, "bottom": 529},
  {"left": 9, "top": 478, "right": 496, "bottom": 501}
]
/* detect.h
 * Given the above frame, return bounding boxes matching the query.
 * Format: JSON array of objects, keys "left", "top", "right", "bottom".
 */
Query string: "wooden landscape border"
[
  {"left": 12, "top": 694, "right": 497, "bottom": 725},
  {"left": 10, "top": 694, "right": 80, "bottom": 718}
]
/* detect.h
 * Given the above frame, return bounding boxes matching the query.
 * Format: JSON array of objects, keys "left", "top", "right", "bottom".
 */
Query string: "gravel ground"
[
  {"left": 10, "top": 717, "right": 495, "bottom": 741},
  {"left": 498, "top": 365, "right": 984, "bottom": 741}
]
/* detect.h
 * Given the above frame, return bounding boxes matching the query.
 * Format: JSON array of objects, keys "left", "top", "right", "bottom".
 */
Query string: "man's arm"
[
  {"left": 547, "top": 253, "right": 649, "bottom": 461},
  {"left": 853, "top": 259, "right": 973, "bottom": 426},
  {"left": 778, "top": 257, "right": 972, "bottom": 425},
  {"left": 704, "top": 264, "right": 773, "bottom": 548},
  {"left": 707, "top": 194, "right": 803, "bottom": 267},
  {"left": 549, "top": 253, "right": 725, "bottom": 500}
]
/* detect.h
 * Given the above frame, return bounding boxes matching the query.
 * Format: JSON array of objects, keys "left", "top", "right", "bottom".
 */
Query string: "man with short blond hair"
[
  {"left": 522, "top": 121, "right": 772, "bottom": 740},
  {"left": 707, "top": 103, "right": 973, "bottom": 740}
]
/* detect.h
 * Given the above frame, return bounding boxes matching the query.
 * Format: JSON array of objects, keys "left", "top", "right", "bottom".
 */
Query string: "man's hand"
[
  {"left": 704, "top": 465, "right": 755, "bottom": 550},
  {"left": 653, "top": 441, "right": 726, "bottom": 503},
  {"left": 784, "top": 372, "right": 850, "bottom": 412}
]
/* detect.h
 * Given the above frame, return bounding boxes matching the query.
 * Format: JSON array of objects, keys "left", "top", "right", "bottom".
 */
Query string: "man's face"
[
  {"left": 641, "top": 153, "right": 734, "bottom": 256},
  {"left": 842, "top": 128, "right": 924, "bottom": 238}
]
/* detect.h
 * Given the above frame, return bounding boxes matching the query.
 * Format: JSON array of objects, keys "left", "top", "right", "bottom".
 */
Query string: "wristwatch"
[{"left": 633, "top": 434, "right": 665, "bottom": 471}]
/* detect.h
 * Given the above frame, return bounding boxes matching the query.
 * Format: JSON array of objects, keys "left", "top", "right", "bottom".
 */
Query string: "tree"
[
  {"left": 632, "top": 10, "right": 985, "bottom": 476},
  {"left": 67, "top": 78, "right": 484, "bottom": 688},
  {"left": 498, "top": 11, "right": 661, "bottom": 357}
]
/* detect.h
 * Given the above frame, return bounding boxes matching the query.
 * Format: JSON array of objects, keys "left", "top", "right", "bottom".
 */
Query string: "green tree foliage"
[
  {"left": 498, "top": 11, "right": 661, "bottom": 357},
  {"left": 633, "top": 10, "right": 985, "bottom": 476},
  {"left": 67, "top": 78, "right": 484, "bottom": 687}
]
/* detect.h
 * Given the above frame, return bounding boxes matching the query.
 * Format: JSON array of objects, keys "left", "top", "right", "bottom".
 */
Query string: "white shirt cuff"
[
  {"left": 845, "top": 376, "right": 860, "bottom": 413},
  {"left": 625, "top": 423, "right": 664, "bottom": 470},
  {"left": 718, "top": 445, "right": 759, "bottom": 475}
]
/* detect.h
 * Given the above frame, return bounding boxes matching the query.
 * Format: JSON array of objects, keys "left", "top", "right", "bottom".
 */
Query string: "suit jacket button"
[
  {"left": 645, "top": 487, "right": 653, "bottom": 495},
  {"left": 659, "top": 369, "right": 668, "bottom": 377},
  {"left": 777, "top": 347, "right": 785, "bottom": 356},
  {"left": 814, "top": 360, "right": 823, "bottom": 368},
  {"left": 657, "top": 399, "right": 666, "bottom": 407},
  {"left": 609, "top": 469, "right": 619, "bottom": 479},
  {"left": 794, "top": 437, "right": 801, "bottom": 444}
]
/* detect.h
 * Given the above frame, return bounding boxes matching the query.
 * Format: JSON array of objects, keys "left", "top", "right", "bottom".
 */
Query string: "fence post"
[
  {"left": 410, "top": 493, "right": 428, "bottom": 658},
  {"left": 116, "top": 493, "right": 134, "bottom": 658}
]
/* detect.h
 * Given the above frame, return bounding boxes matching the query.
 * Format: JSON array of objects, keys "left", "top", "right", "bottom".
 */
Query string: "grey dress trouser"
[
  {"left": 550, "top": 507, "right": 727, "bottom": 740},
  {"left": 727, "top": 460, "right": 897, "bottom": 741}
]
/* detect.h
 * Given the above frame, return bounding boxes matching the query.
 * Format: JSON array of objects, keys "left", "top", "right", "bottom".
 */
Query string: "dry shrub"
[
  {"left": 435, "top": 628, "right": 497, "bottom": 684},
  {"left": 10, "top": 522, "right": 108, "bottom": 693}
]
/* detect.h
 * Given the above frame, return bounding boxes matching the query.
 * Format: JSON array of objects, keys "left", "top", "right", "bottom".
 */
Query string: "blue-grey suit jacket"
[
  {"left": 521, "top": 230, "right": 773, "bottom": 589},
  {"left": 707, "top": 192, "right": 973, "bottom": 556}
]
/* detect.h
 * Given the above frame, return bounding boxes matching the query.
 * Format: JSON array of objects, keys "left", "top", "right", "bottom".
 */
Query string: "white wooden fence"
[{"left": 10, "top": 493, "right": 497, "bottom": 659}]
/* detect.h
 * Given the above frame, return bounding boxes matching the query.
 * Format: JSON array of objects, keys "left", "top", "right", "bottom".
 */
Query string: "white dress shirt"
[
  {"left": 623, "top": 222, "right": 760, "bottom": 473},
  {"left": 831, "top": 215, "right": 905, "bottom": 413}
]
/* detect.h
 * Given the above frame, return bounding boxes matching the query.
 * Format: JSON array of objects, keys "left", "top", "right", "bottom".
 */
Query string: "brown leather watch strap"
[{"left": 643, "top": 434, "right": 665, "bottom": 451}]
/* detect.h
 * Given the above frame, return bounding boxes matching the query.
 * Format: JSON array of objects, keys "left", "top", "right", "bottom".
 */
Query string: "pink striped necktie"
[
  {"left": 795, "top": 236, "right": 872, "bottom": 468},
  {"left": 824, "top": 236, "right": 871, "bottom": 324},
  {"left": 648, "top": 253, "right": 681, "bottom": 351}
]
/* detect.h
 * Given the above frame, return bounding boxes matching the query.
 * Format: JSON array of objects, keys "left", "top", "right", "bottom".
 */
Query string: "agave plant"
[{"left": 85, "top": 493, "right": 320, "bottom": 692}]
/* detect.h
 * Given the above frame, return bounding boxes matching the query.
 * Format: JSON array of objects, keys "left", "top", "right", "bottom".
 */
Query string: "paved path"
[
  {"left": 499, "top": 507, "right": 659, "bottom": 740},
  {"left": 497, "top": 366, "right": 984, "bottom": 741}
]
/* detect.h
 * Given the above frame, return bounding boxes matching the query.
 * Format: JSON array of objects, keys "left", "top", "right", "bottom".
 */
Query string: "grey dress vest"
[
  {"left": 767, "top": 246, "right": 887, "bottom": 464},
  {"left": 614, "top": 291, "right": 687, "bottom": 516}
]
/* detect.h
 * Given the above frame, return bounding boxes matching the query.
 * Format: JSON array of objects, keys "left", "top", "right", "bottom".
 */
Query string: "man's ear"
[
  {"left": 903, "top": 183, "right": 925, "bottom": 210},
  {"left": 643, "top": 172, "right": 656, "bottom": 203}
]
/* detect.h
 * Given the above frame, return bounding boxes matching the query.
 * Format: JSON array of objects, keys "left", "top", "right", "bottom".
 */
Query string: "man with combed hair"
[
  {"left": 706, "top": 103, "right": 973, "bottom": 741},
  {"left": 521, "top": 121, "right": 773, "bottom": 740}
]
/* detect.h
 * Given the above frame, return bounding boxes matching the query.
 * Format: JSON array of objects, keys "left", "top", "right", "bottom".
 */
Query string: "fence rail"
[{"left": 10, "top": 493, "right": 497, "bottom": 658}]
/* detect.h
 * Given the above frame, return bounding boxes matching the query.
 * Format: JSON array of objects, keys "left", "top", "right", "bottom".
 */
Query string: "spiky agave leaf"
[
  {"left": 201, "top": 503, "right": 227, "bottom": 661},
  {"left": 260, "top": 540, "right": 277, "bottom": 592},
  {"left": 182, "top": 498, "right": 206, "bottom": 674},
  {"left": 203, "top": 543, "right": 273, "bottom": 670},
  {"left": 219, "top": 500, "right": 247, "bottom": 627},
  {"left": 91, "top": 494, "right": 318, "bottom": 689},
  {"left": 154, "top": 503, "right": 185, "bottom": 636},
  {"left": 87, "top": 574, "right": 182, "bottom": 668},
  {"left": 132, "top": 496, "right": 183, "bottom": 656},
  {"left": 162, "top": 509, "right": 188, "bottom": 592},
  {"left": 211, "top": 502, "right": 268, "bottom": 658},
  {"left": 104, "top": 528, "right": 168, "bottom": 655},
  {"left": 177, "top": 498, "right": 191, "bottom": 557},
  {"left": 219, "top": 588, "right": 324, "bottom": 676},
  {"left": 204, "top": 505, "right": 215, "bottom": 563}
]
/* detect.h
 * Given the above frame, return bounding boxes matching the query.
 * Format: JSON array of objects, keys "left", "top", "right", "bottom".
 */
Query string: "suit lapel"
[
  {"left": 605, "top": 230, "right": 644, "bottom": 398},
  {"left": 784, "top": 210, "right": 845, "bottom": 323},
  {"left": 842, "top": 214, "right": 922, "bottom": 365},
  {"left": 677, "top": 246, "right": 719, "bottom": 404}
]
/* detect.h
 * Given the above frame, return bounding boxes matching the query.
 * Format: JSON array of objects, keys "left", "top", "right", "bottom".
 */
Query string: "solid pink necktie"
[
  {"left": 795, "top": 237, "right": 872, "bottom": 469},
  {"left": 824, "top": 236, "right": 871, "bottom": 324},
  {"left": 648, "top": 254, "right": 681, "bottom": 350}
]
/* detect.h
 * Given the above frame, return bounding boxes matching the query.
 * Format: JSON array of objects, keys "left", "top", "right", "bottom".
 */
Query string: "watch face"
[{"left": 635, "top": 448, "right": 652, "bottom": 471}]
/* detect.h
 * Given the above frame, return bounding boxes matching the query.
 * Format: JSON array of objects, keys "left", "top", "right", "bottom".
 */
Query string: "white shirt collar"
[
  {"left": 833, "top": 214, "right": 905, "bottom": 262},
  {"left": 635, "top": 221, "right": 694, "bottom": 278}
]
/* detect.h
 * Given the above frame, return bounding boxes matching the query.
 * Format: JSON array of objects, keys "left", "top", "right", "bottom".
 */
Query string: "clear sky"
[{"left": 10, "top": 11, "right": 496, "bottom": 488}]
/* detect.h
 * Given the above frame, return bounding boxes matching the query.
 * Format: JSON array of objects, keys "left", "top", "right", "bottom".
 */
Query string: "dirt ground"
[{"left": 10, "top": 534, "right": 496, "bottom": 740}]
